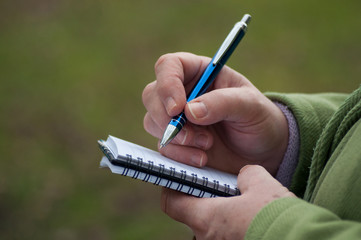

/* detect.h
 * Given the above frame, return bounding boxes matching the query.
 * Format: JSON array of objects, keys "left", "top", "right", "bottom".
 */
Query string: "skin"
[
  {"left": 142, "top": 52, "right": 295, "bottom": 239},
  {"left": 161, "top": 165, "right": 295, "bottom": 239}
]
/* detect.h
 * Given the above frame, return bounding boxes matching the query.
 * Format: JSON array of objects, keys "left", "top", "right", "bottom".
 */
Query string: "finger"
[
  {"left": 142, "top": 81, "right": 156, "bottom": 105},
  {"left": 237, "top": 165, "right": 296, "bottom": 199},
  {"left": 159, "top": 143, "right": 208, "bottom": 167},
  {"left": 144, "top": 112, "right": 187, "bottom": 145},
  {"left": 212, "top": 65, "right": 251, "bottom": 89},
  {"left": 160, "top": 188, "right": 195, "bottom": 223},
  {"left": 169, "top": 124, "right": 213, "bottom": 151},
  {"left": 144, "top": 113, "right": 213, "bottom": 151},
  {"left": 142, "top": 82, "right": 172, "bottom": 130},
  {"left": 154, "top": 52, "right": 211, "bottom": 116},
  {"left": 185, "top": 86, "right": 267, "bottom": 125},
  {"left": 161, "top": 188, "right": 210, "bottom": 227},
  {"left": 143, "top": 112, "right": 164, "bottom": 138},
  {"left": 237, "top": 165, "right": 276, "bottom": 194},
  {"left": 187, "top": 125, "right": 214, "bottom": 150}
]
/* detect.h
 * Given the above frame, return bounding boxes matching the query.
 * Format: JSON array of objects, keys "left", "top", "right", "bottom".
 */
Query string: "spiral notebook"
[{"left": 98, "top": 135, "right": 240, "bottom": 198}]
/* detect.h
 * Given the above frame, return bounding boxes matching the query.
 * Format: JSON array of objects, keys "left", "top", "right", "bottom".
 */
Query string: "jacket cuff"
[
  {"left": 265, "top": 92, "right": 345, "bottom": 197},
  {"left": 273, "top": 102, "right": 300, "bottom": 189}
]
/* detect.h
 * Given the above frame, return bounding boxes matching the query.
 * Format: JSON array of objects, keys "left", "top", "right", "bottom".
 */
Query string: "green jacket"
[{"left": 246, "top": 86, "right": 361, "bottom": 239}]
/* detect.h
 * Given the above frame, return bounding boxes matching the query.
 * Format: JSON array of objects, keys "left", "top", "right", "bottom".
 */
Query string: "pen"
[{"left": 160, "top": 13, "right": 251, "bottom": 148}]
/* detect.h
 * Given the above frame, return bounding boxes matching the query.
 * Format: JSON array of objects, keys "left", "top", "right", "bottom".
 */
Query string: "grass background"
[{"left": 0, "top": 0, "right": 360, "bottom": 239}]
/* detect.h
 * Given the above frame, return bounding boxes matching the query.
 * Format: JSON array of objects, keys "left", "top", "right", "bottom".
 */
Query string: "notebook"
[{"left": 98, "top": 135, "right": 240, "bottom": 198}]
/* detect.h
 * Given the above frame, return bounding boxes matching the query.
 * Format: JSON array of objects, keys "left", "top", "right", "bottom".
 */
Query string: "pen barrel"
[
  {"left": 169, "top": 112, "right": 187, "bottom": 130},
  {"left": 162, "top": 15, "right": 249, "bottom": 147},
  {"left": 218, "top": 29, "right": 246, "bottom": 66},
  {"left": 171, "top": 62, "right": 220, "bottom": 129},
  {"left": 186, "top": 28, "right": 246, "bottom": 103},
  {"left": 186, "top": 62, "right": 220, "bottom": 102}
]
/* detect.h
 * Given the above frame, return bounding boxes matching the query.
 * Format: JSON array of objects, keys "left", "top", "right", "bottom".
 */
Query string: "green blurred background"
[{"left": 1, "top": 0, "right": 360, "bottom": 239}]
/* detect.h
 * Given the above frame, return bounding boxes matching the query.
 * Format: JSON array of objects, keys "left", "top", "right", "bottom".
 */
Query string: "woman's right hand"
[{"left": 142, "top": 52, "right": 288, "bottom": 175}]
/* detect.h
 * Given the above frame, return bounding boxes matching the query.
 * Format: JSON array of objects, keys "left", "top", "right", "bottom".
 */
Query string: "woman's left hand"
[{"left": 161, "top": 165, "right": 296, "bottom": 240}]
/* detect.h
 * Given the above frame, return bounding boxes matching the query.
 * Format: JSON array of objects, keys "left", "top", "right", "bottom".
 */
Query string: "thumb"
[
  {"left": 237, "top": 165, "right": 282, "bottom": 194},
  {"left": 161, "top": 188, "right": 209, "bottom": 225},
  {"left": 184, "top": 87, "right": 265, "bottom": 126}
]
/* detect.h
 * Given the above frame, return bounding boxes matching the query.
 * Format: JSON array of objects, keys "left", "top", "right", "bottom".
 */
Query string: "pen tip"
[{"left": 159, "top": 124, "right": 179, "bottom": 149}]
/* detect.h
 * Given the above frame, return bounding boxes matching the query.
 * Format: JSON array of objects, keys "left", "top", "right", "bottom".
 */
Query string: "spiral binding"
[{"left": 98, "top": 139, "right": 239, "bottom": 197}]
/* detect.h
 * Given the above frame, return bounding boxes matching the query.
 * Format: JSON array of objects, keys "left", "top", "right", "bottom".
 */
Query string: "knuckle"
[
  {"left": 154, "top": 53, "right": 174, "bottom": 72},
  {"left": 156, "top": 78, "right": 171, "bottom": 93}
]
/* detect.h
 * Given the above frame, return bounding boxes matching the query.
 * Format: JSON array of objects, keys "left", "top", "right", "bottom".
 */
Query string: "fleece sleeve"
[
  {"left": 245, "top": 197, "right": 361, "bottom": 240},
  {"left": 265, "top": 92, "right": 348, "bottom": 197}
]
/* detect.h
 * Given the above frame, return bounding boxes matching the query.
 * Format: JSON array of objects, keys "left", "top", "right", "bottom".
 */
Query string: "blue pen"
[{"left": 160, "top": 14, "right": 251, "bottom": 148}]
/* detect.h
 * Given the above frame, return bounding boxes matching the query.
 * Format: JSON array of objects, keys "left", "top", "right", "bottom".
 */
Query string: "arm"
[
  {"left": 143, "top": 52, "right": 356, "bottom": 240},
  {"left": 246, "top": 197, "right": 361, "bottom": 240}
]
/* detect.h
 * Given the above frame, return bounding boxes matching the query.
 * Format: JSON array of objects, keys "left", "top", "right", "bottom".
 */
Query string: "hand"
[
  {"left": 142, "top": 52, "right": 288, "bottom": 175},
  {"left": 161, "top": 165, "right": 296, "bottom": 240}
]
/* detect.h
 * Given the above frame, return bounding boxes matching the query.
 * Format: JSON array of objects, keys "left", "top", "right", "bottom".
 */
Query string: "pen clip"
[{"left": 212, "top": 15, "right": 250, "bottom": 65}]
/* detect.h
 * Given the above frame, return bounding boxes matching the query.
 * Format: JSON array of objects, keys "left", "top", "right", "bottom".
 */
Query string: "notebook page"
[{"left": 108, "top": 135, "right": 238, "bottom": 194}]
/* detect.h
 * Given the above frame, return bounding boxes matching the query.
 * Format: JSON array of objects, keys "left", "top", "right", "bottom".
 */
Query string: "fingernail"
[
  {"left": 195, "top": 134, "right": 209, "bottom": 149},
  {"left": 188, "top": 101, "right": 208, "bottom": 119},
  {"left": 165, "top": 97, "right": 177, "bottom": 115},
  {"left": 190, "top": 153, "right": 203, "bottom": 167},
  {"left": 175, "top": 128, "right": 187, "bottom": 145}
]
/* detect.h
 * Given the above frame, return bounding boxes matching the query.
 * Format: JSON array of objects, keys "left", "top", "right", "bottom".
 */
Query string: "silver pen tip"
[{"left": 160, "top": 124, "right": 180, "bottom": 149}]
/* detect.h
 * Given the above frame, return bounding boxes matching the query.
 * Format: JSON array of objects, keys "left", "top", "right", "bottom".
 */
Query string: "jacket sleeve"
[
  {"left": 265, "top": 92, "right": 348, "bottom": 197},
  {"left": 245, "top": 197, "right": 361, "bottom": 240}
]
